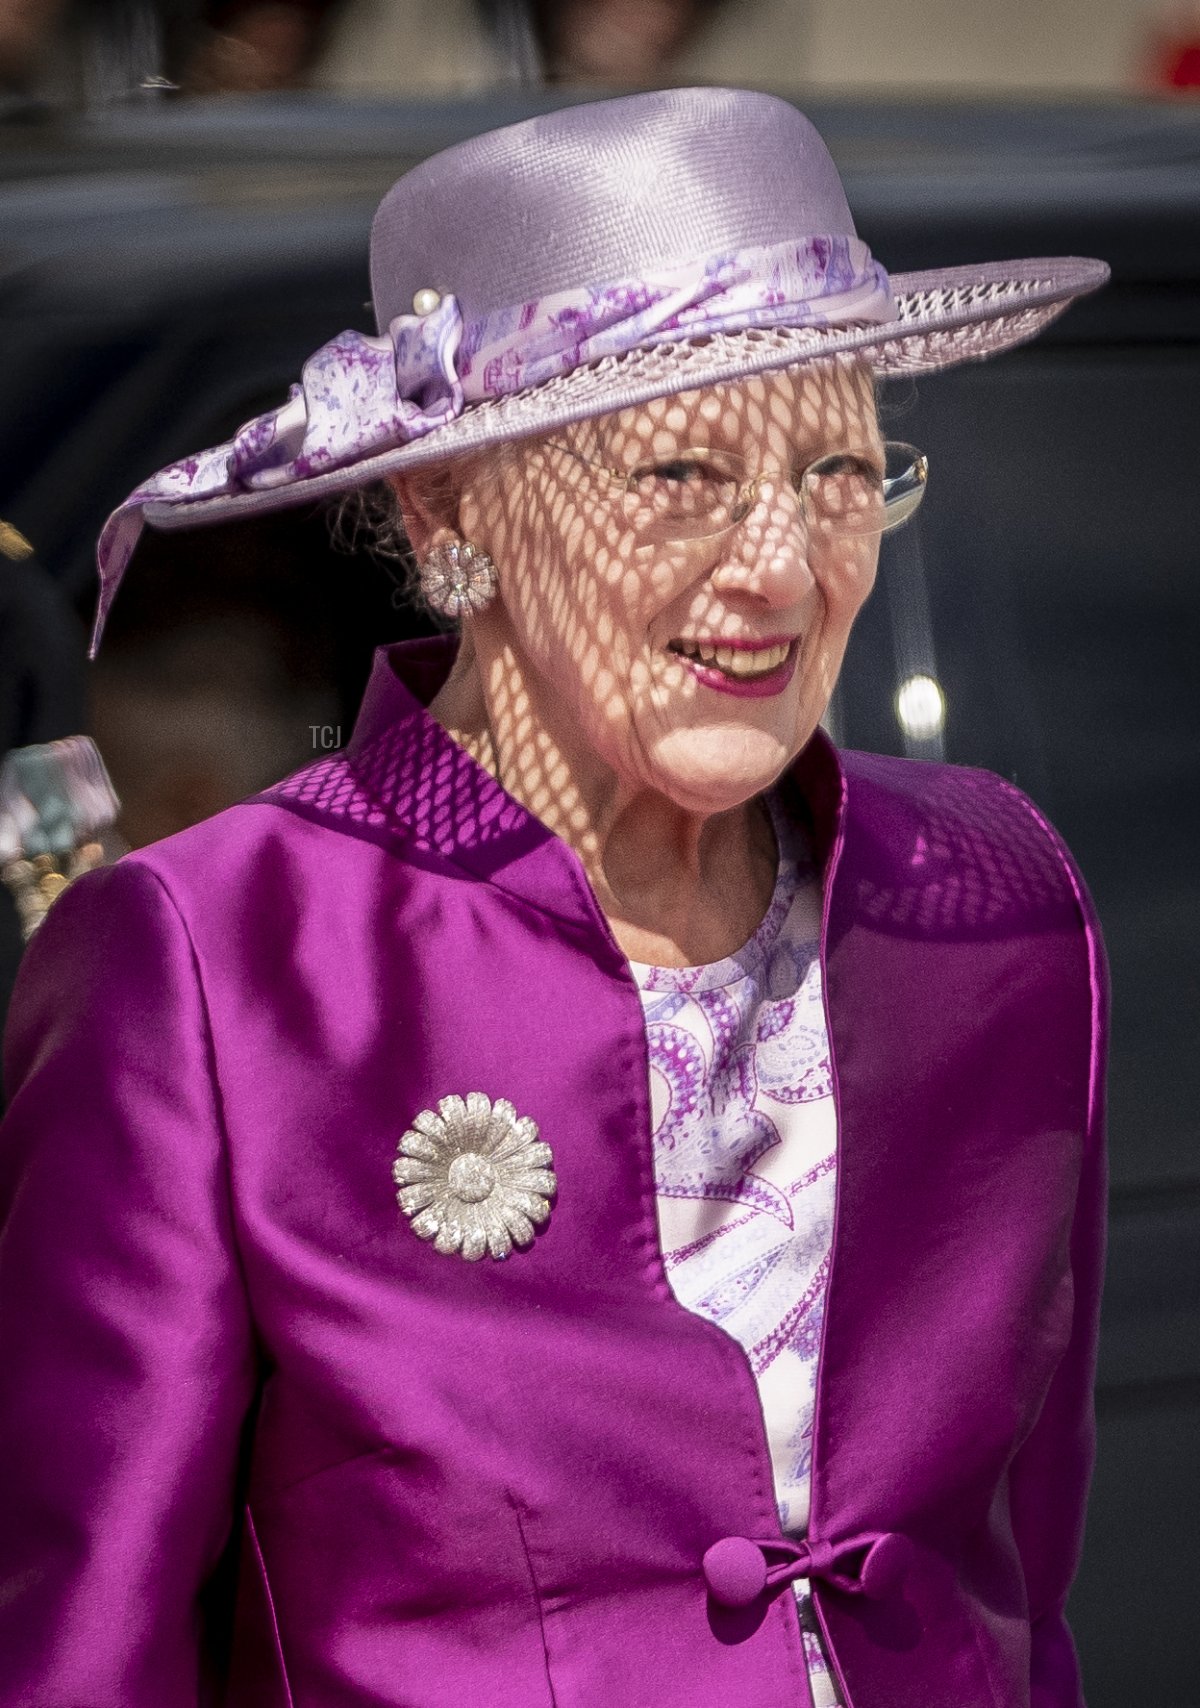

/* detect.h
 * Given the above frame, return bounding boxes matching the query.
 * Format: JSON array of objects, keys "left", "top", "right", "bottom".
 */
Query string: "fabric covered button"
[
  {"left": 703, "top": 1536, "right": 768, "bottom": 1608},
  {"left": 859, "top": 1532, "right": 915, "bottom": 1598}
]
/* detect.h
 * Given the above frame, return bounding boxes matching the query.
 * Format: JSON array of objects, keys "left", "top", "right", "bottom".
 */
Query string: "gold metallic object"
[
  {"left": 0, "top": 521, "right": 34, "bottom": 561},
  {"left": 0, "top": 737, "right": 123, "bottom": 940},
  {"left": 1, "top": 844, "right": 108, "bottom": 939}
]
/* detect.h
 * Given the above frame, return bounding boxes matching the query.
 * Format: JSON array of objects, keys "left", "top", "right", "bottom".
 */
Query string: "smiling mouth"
[{"left": 668, "top": 638, "right": 794, "bottom": 681}]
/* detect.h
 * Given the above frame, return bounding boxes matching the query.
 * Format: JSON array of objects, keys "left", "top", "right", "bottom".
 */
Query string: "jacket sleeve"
[
  {"left": 0, "top": 856, "right": 258, "bottom": 1707},
  {"left": 1006, "top": 853, "right": 1110, "bottom": 1708}
]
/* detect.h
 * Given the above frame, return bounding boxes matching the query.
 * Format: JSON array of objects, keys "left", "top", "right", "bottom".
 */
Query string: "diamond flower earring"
[{"left": 417, "top": 539, "right": 498, "bottom": 620}]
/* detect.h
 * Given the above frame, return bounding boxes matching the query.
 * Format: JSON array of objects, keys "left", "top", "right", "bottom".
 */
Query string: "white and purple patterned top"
[{"left": 630, "top": 791, "right": 844, "bottom": 1708}]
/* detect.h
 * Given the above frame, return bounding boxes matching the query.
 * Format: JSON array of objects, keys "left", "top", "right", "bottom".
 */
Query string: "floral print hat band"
[{"left": 89, "top": 85, "right": 1109, "bottom": 658}]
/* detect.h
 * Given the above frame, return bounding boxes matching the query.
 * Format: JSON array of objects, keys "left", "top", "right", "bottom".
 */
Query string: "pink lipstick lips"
[{"left": 669, "top": 637, "right": 799, "bottom": 698}]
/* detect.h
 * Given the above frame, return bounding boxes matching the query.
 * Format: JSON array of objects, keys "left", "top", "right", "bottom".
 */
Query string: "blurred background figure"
[
  {"left": 193, "top": 0, "right": 803, "bottom": 95},
  {"left": 0, "top": 522, "right": 100, "bottom": 1048},
  {"left": 181, "top": 0, "right": 1200, "bottom": 99},
  {"left": 0, "top": 0, "right": 192, "bottom": 104},
  {"left": 0, "top": 0, "right": 48, "bottom": 86},
  {"left": 0, "top": 0, "right": 67, "bottom": 93},
  {"left": 80, "top": 491, "right": 351, "bottom": 857},
  {"left": 189, "top": 0, "right": 324, "bottom": 91},
  {"left": 9, "top": 0, "right": 1200, "bottom": 100},
  {"left": 88, "top": 611, "right": 339, "bottom": 850},
  {"left": 531, "top": 0, "right": 724, "bottom": 83},
  {"left": 1143, "top": 2, "right": 1200, "bottom": 87}
]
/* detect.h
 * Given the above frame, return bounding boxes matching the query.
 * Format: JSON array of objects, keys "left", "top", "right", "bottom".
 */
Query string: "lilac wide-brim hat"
[{"left": 89, "top": 85, "right": 1109, "bottom": 657}]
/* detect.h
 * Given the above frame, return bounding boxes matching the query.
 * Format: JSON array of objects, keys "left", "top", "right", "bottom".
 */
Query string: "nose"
[{"left": 709, "top": 474, "right": 814, "bottom": 608}]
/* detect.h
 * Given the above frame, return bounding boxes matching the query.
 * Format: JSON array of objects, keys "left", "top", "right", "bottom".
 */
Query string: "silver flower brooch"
[{"left": 393, "top": 1093, "right": 556, "bottom": 1261}]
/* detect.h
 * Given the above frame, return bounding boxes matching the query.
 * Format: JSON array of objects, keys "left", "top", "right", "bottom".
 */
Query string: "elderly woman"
[{"left": 0, "top": 89, "right": 1108, "bottom": 1708}]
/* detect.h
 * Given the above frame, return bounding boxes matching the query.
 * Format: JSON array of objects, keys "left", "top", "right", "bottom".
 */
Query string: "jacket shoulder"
[{"left": 834, "top": 748, "right": 1101, "bottom": 941}]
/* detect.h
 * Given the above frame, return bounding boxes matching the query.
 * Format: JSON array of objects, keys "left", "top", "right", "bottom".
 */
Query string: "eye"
[
  {"left": 632, "top": 457, "right": 726, "bottom": 486},
  {"left": 801, "top": 451, "right": 888, "bottom": 533},
  {"left": 801, "top": 452, "right": 884, "bottom": 487},
  {"left": 623, "top": 454, "right": 739, "bottom": 532}
]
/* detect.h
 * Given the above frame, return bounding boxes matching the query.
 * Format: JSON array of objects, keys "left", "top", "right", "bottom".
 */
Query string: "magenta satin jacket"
[{"left": 0, "top": 636, "right": 1107, "bottom": 1708}]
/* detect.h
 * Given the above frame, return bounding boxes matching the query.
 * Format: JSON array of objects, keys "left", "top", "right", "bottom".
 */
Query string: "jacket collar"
[{"left": 342, "top": 636, "right": 846, "bottom": 926}]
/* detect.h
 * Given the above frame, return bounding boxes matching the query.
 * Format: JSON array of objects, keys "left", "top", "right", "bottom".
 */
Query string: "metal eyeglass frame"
[{"left": 544, "top": 440, "right": 929, "bottom": 542}]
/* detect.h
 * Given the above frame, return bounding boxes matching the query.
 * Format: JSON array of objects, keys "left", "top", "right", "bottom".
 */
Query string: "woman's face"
[{"left": 452, "top": 361, "right": 882, "bottom": 818}]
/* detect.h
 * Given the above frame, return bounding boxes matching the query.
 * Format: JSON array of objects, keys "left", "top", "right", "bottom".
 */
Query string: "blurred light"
[{"left": 895, "top": 673, "right": 946, "bottom": 741}]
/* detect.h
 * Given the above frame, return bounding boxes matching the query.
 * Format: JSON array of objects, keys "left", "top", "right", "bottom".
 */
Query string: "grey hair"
[
  {"left": 326, "top": 444, "right": 526, "bottom": 621},
  {"left": 327, "top": 480, "right": 425, "bottom": 615}
]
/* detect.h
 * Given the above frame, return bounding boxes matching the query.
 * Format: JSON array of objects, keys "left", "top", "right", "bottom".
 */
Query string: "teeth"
[{"left": 676, "top": 640, "right": 791, "bottom": 677}]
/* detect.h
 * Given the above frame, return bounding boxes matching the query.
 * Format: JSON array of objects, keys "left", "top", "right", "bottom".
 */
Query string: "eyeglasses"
[{"left": 546, "top": 440, "right": 928, "bottom": 544}]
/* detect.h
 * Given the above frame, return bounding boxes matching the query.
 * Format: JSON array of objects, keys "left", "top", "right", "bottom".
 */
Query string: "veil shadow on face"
[{"left": 395, "top": 359, "right": 883, "bottom": 852}]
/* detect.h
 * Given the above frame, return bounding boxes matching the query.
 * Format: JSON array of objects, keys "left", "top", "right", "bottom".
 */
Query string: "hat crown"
[{"left": 369, "top": 87, "right": 857, "bottom": 332}]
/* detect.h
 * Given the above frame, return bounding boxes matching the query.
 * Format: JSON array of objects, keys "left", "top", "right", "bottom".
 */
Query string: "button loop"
[{"left": 702, "top": 1529, "right": 914, "bottom": 1610}]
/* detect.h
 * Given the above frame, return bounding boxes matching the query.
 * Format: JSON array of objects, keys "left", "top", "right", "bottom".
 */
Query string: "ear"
[{"left": 387, "top": 472, "right": 458, "bottom": 563}]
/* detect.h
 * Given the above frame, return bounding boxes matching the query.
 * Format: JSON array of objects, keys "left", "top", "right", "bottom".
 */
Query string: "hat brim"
[{"left": 143, "top": 255, "right": 1108, "bottom": 535}]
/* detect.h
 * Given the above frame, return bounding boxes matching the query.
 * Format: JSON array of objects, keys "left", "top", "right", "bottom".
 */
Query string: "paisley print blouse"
[{"left": 632, "top": 791, "right": 843, "bottom": 1708}]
